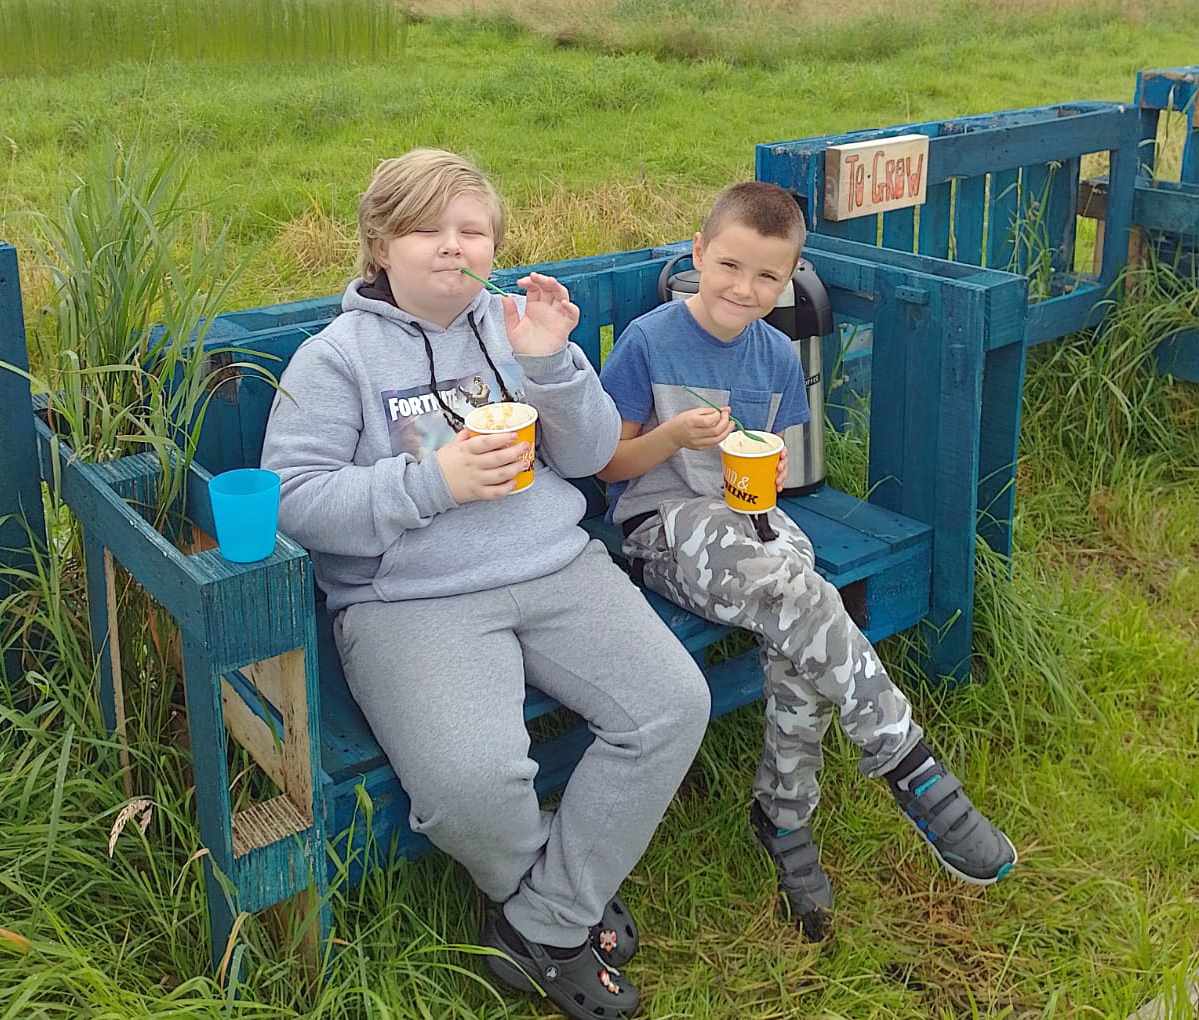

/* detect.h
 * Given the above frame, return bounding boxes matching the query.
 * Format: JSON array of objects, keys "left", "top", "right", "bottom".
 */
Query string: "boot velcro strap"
[
  {"left": 908, "top": 773, "right": 967, "bottom": 836},
  {"left": 759, "top": 826, "right": 819, "bottom": 872}
]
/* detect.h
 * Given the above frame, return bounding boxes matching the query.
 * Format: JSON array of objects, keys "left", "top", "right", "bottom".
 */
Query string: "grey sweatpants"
[
  {"left": 333, "top": 539, "right": 710, "bottom": 948},
  {"left": 624, "top": 497, "right": 923, "bottom": 833}
]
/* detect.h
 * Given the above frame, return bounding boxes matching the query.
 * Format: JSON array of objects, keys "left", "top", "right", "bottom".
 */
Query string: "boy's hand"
[
  {"left": 776, "top": 443, "right": 788, "bottom": 491},
  {"left": 435, "top": 428, "right": 530, "bottom": 504},
  {"left": 503, "top": 272, "right": 580, "bottom": 356},
  {"left": 668, "top": 407, "right": 735, "bottom": 451}
]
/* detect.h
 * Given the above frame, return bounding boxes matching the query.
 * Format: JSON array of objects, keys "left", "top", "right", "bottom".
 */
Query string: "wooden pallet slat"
[
  {"left": 986, "top": 167, "right": 1020, "bottom": 271},
  {"left": 951, "top": 174, "right": 987, "bottom": 266},
  {"left": 918, "top": 181, "right": 953, "bottom": 260},
  {"left": 881, "top": 205, "right": 916, "bottom": 252}
]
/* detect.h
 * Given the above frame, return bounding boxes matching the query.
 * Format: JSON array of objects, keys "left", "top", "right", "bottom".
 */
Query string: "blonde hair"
[
  {"left": 356, "top": 148, "right": 506, "bottom": 281},
  {"left": 701, "top": 181, "right": 807, "bottom": 260}
]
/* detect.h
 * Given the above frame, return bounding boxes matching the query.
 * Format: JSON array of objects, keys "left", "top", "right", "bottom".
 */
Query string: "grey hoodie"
[{"left": 260, "top": 279, "right": 622, "bottom": 613}]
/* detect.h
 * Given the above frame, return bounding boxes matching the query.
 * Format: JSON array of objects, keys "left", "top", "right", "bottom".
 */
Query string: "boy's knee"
[
  {"left": 647, "top": 653, "right": 711, "bottom": 741},
  {"left": 783, "top": 572, "right": 845, "bottom": 627},
  {"left": 405, "top": 745, "right": 538, "bottom": 824}
]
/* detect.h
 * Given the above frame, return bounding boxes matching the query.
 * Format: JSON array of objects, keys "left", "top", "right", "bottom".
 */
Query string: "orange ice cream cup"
[
  {"left": 465, "top": 401, "right": 538, "bottom": 493},
  {"left": 719, "top": 431, "right": 783, "bottom": 513}
]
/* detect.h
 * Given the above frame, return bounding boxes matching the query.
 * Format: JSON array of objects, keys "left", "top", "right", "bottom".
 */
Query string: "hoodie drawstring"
[{"left": 410, "top": 307, "right": 517, "bottom": 431}]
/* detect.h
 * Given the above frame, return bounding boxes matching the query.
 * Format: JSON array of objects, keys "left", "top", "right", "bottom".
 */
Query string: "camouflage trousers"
[{"left": 624, "top": 497, "right": 923, "bottom": 832}]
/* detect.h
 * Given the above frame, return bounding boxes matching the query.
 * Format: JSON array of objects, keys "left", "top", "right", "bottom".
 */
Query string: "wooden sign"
[{"left": 824, "top": 134, "right": 930, "bottom": 221}]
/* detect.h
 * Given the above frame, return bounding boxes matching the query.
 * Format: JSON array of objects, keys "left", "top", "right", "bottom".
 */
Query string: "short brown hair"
[
  {"left": 357, "top": 148, "right": 506, "bottom": 281},
  {"left": 701, "top": 181, "right": 807, "bottom": 259}
]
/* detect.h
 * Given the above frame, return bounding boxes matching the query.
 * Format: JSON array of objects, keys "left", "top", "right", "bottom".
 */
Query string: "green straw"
[
  {"left": 460, "top": 267, "right": 507, "bottom": 296},
  {"left": 682, "top": 385, "right": 767, "bottom": 443}
]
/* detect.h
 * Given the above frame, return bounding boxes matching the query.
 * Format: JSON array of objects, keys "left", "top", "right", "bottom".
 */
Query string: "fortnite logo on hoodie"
[
  {"left": 380, "top": 368, "right": 526, "bottom": 460},
  {"left": 385, "top": 389, "right": 461, "bottom": 420}
]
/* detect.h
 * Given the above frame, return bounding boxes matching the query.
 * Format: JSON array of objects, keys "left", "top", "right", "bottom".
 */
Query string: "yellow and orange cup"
[
  {"left": 719, "top": 431, "right": 783, "bottom": 514},
  {"left": 464, "top": 401, "right": 538, "bottom": 493}
]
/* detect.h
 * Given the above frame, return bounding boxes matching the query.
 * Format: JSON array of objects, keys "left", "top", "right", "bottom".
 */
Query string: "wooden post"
[{"left": 0, "top": 242, "right": 47, "bottom": 697}]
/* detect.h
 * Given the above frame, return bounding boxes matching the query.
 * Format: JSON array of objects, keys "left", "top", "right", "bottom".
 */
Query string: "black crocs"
[
  {"left": 481, "top": 917, "right": 640, "bottom": 1019},
  {"left": 590, "top": 894, "right": 639, "bottom": 968}
]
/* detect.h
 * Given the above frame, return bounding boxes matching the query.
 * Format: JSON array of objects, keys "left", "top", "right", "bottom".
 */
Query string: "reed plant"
[
  {"left": 7, "top": 140, "right": 277, "bottom": 524},
  {"left": 1004, "top": 164, "right": 1061, "bottom": 303},
  {"left": 1021, "top": 246, "right": 1199, "bottom": 520}
]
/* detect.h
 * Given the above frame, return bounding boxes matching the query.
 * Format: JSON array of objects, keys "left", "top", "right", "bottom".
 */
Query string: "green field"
[{"left": 2, "top": 3, "right": 1198, "bottom": 1018}]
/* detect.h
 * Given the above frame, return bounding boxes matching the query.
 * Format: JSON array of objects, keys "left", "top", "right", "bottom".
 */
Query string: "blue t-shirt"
[{"left": 600, "top": 300, "right": 809, "bottom": 524}]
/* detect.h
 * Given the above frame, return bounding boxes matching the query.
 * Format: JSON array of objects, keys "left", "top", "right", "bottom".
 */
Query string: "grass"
[
  {"left": 0, "top": 0, "right": 409, "bottom": 74},
  {"left": 1, "top": 0, "right": 1195, "bottom": 313},
  {"left": 2, "top": 2, "right": 1199, "bottom": 1018}
]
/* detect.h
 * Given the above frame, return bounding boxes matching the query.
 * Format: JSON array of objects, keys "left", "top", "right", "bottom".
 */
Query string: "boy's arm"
[
  {"left": 598, "top": 408, "right": 733, "bottom": 483},
  {"left": 516, "top": 344, "right": 623, "bottom": 478}
]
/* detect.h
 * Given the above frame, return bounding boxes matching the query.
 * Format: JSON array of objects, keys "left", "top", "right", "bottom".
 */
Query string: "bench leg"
[
  {"left": 102, "top": 550, "right": 134, "bottom": 796},
  {"left": 265, "top": 886, "right": 330, "bottom": 987},
  {"left": 867, "top": 268, "right": 986, "bottom": 686},
  {"left": 181, "top": 637, "right": 332, "bottom": 982},
  {"left": 222, "top": 646, "right": 331, "bottom": 981},
  {"left": 976, "top": 343, "right": 1026, "bottom": 564},
  {"left": 179, "top": 632, "right": 241, "bottom": 975}
]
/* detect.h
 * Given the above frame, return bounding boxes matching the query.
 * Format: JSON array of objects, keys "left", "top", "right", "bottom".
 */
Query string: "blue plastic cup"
[{"left": 208, "top": 468, "right": 281, "bottom": 563}]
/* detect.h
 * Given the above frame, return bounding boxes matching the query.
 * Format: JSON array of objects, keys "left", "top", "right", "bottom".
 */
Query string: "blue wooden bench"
[{"left": 3, "top": 233, "right": 1030, "bottom": 973}]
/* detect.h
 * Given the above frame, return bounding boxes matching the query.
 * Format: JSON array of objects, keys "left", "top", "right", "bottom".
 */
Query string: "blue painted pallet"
[
  {"left": 1136, "top": 66, "right": 1199, "bottom": 187},
  {"left": 1132, "top": 67, "right": 1199, "bottom": 384},
  {"left": 1078, "top": 174, "right": 1199, "bottom": 384},
  {"left": 0, "top": 244, "right": 46, "bottom": 693},
  {"left": 756, "top": 101, "right": 1140, "bottom": 348}
]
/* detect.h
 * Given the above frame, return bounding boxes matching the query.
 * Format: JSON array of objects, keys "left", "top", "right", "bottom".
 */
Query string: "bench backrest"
[{"left": 193, "top": 236, "right": 1027, "bottom": 544}]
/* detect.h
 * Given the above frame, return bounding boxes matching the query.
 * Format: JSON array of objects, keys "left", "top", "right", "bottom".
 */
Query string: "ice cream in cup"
[
  {"left": 719, "top": 430, "right": 783, "bottom": 513},
  {"left": 464, "top": 401, "right": 538, "bottom": 492}
]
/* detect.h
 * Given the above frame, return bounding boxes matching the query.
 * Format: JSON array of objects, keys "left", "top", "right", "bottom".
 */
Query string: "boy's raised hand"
[
  {"left": 503, "top": 273, "right": 580, "bottom": 356},
  {"left": 435, "top": 428, "right": 530, "bottom": 504},
  {"left": 668, "top": 406, "right": 735, "bottom": 451}
]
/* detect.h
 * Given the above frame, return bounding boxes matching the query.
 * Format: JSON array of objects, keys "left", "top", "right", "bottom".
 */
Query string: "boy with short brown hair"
[{"left": 599, "top": 180, "right": 1016, "bottom": 940}]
